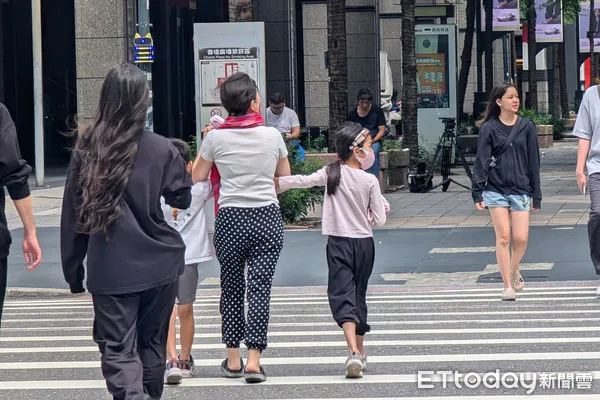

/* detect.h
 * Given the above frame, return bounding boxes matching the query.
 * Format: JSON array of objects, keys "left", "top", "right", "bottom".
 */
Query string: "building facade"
[{"left": 0, "top": 0, "right": 581, "bottom": 172}]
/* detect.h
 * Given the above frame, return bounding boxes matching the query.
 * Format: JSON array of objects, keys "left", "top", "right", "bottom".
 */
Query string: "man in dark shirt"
[
  {"left": 347, "top": 88, "right": 387, "bottom": 177},
  {"left": 0, "top": 103, "right": 42, "bottom": 324}
]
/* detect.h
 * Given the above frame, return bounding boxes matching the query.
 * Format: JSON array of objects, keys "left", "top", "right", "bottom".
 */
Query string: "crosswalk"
[{"left": 1, "top": 284, "right": 599, "bottom": 399}]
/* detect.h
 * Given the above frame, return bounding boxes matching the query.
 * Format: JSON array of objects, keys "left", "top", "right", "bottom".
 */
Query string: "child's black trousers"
[{"left": 326, "top": 235, "right": 375, "bottom": 336}]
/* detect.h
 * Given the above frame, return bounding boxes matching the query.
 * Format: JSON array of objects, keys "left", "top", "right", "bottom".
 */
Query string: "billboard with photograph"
[
  {"left": 481, "top": 0, "right": 520, "bottom": 31},
  {"left": 579, "top": 1, "right": 600, "bottom": 52},
  {"left": 535, "top": 0, "right": 563, "bottom": 42}
]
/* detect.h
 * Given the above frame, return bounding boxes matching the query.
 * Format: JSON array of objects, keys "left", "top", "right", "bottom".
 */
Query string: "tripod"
[{"left": 426, "top": 118, "right": 473, "bottom": 192}]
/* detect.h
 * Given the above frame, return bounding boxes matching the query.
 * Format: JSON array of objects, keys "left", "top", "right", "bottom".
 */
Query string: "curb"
[{"left": 6, "top": 287, "right": 88, "bottom": 298}]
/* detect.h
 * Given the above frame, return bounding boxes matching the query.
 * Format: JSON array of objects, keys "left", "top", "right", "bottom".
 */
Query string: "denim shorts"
[{"left": 483, "top": 191, "right": 531, "bottom": 211}]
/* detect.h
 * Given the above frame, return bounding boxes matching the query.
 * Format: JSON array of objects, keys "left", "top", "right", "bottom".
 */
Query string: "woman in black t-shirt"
[{"left": 347, "top": 88, "right": 387, "bottom": 178}]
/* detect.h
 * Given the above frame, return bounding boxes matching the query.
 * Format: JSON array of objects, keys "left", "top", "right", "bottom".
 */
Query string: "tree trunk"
[
  {"left": 401, "top": 0, "right": 418, "bottom": 163},
  {"left": 457, "top": 0, "right": 476, "bottom": 121},
  {"left": 527, "top": 8, "right": 537, "bottom": 110},
  {"left": 551, "top": 44, "right": 561, "bottom": 120},
  {"left": 484, "top": 0, "right": 493, "bottom": 93},
  {"left": 228, "top": 0, "right": 253, "bottom": 21},
  {"left": 327, "top": 0, "right": 348, "bottom": 152},
  {"left": 558, "top": 43, "right": 569, "bottom": 117}
]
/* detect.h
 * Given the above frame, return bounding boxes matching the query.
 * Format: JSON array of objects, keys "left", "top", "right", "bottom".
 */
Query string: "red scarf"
[{"left": 210, "top": 112, "right": 265, "bottom": 215}]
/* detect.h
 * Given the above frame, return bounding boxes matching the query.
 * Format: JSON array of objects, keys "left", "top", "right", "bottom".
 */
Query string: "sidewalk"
[{"left": 4, "top": 140, "right": 585, "bottom": 230}]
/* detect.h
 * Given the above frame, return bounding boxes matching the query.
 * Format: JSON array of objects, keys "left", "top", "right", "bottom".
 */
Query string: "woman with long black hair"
[
  {"left": 60, "top": 64, "right": 192, "bottom": 400},
  {"left": 472, "top": 82, "right": 541, "bottom": 301}
]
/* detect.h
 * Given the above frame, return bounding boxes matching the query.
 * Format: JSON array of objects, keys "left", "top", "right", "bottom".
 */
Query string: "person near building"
[
  {"left": 0, "top": 103, "right": 42, "bottom": 325},
  {"left": 192, "top": 72, "right": 290, "bottom": 384},
  {"left": 347, "top": 88, "right": 387, "bottom": 178},
  {"left": 61, "top": 64, "right": 192, "bottom": 400},
  {"left": 574, "top": 83, "right": 600, "bottom": 297},
  {"left": 266, "top": 92, "right": 305, "bottom": 162},
  {"left": 275, "top": 122, "right": 389, "bottom": 379},
  {"left": 472, "top": 82, "right": 541, "bottom": 302},
  {"left": 163, "top": 139, "right": 213, "bottom": 384}
]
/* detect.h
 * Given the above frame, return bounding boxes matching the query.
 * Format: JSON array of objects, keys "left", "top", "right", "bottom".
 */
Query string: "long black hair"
[
  {"left": 326, "top": 122, "right": 368, "bottom": 196},
  {"left": 484, "top": 82, "right": 517, "bottom": 122},
  {"left": 74, "top": 63, "right": 149, "bottom": 235}
]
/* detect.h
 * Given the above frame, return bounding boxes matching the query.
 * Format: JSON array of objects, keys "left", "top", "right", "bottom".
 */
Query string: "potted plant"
[
  {"left": 518, "top": 107, "right": 553, "bottom": 148},
  {"left": 382, "top": 138, "right": 409, "bottom": 187}
]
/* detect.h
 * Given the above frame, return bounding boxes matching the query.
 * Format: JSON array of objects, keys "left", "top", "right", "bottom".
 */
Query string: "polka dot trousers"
[{"left": 213, "top": 203, "right": 284, "bottom": 351}]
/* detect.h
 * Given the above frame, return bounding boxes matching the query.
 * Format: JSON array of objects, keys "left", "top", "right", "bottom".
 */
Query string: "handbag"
[{"left": 488, "top": 116, "right": 523, "bottom": 168}]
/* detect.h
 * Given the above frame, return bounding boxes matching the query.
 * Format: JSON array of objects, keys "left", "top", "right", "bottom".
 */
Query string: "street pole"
[
  {"left": 32, "top": 0, "right": 44, "bottom": 186},
  {"left": 503, "top": 34, "right": 510, "bottom": 83},
  {"left": 137, "top": 0, "right": 153, "bottom": 132}
]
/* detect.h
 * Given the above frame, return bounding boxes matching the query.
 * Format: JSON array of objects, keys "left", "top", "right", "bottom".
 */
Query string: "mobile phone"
[{"left": 583, "top": 184, "right": 587, "bottom": 196}]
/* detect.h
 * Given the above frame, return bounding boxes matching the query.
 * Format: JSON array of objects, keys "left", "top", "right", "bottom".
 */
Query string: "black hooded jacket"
[
  {"left": 472, "top": 117, "right": 542, "bottom": 209},
  {"left": 0, "top": 103, "right": 32, "bottom": 258}
]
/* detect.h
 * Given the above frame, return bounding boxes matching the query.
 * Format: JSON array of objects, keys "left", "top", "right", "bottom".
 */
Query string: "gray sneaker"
[
  {"left": 165, "top": 360, "right": 182, "bottom": 385},
  {"left": 345, "top": 352, "right": 363, "bottom": 379},
  {"left": 361, "top": 355, "right": 368, "bottom": 372},
  {"left": 179, "top": 355, "right": 195, "bottom": 378}
]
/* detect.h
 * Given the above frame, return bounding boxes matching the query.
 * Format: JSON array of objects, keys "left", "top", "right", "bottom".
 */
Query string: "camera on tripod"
[
  {"left": 407, "top": 116, "right": 473, "bottom": 193},
  {"left": 440, "top": 117, "right": 456, "bottom": 132}
]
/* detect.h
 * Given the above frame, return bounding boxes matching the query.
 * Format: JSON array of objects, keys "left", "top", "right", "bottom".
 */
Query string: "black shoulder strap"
[{"left": 492, "top": 116, "right": 523, "bottom": 159}]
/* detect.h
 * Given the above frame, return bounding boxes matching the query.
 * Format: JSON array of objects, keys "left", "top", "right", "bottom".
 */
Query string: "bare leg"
[
  {"left": 226, "top": 348, "right": 242, "bottom": 371},
  {"left": 489, "top": 207, "right": 512, "bottom": 289},
  {"left": 510, "top": 210, "right": 530, "bottom": 274},
  {"left": 246, "top": 349, "right": 262, "bottom": 373},
  {"left": 166, "top": 307, "right": 178, "bottom": 362},
  {"left": 357, "top": 335, "right": 365, "bottom": 356},
  {"left": 177, "top": 304, "right": 194, "bottom": 361},
  {"left": 342, "top": 322, "right": 360, "bottom": 354}
]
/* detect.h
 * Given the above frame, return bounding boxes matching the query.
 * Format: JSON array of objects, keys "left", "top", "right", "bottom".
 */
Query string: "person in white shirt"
[
  {"left": 266, "top": 93, "right": 305, "bottom": 161},
  {"left": 162, "top": 139, "right": 213, "bottom": 384}
]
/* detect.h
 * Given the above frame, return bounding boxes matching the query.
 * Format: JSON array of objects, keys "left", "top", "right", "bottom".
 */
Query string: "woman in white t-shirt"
[{"left": 192, "top": 72, "right": 290, "bottom": 384}]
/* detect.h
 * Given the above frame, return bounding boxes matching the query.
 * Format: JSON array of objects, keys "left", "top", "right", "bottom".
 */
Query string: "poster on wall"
[
  {"left": 481, "top": 0, "right": 520, "bottom": 31},
  {"left": 535, "top": 0, "right": 563, "bottom": 42},
  {"left": 198, "top": 47, "right": 259, "bottom": 105},
  {"left": 578, "top": 1, "right": 600, "bottom": 52}
]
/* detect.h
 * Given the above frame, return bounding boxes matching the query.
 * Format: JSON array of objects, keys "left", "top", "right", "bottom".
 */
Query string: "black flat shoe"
[
  {"left": 244, "top": 366, "right": 267, "bottom": 384},
  {"left": 220, "top": 358, "right": 245, "bottom": 378}
]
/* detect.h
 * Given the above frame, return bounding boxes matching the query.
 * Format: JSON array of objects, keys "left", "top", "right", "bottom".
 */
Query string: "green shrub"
[
  {"left": 188, "top": 135, "right": 198, "bottom": 160},
  {"left": 518, "top": 107, "right": 551, "bottom": 125},
  {"left": 550, "top": 117, "right": 565, "bottom": 141},
  {"left": 305, "top": 134, "right": 328, "bottom": 153},
  {"left": 278, "top": 157, "right": 325, "bottom": 224},
  {"left": 382, "top": 137, "right": 403, "bottom": 151}
]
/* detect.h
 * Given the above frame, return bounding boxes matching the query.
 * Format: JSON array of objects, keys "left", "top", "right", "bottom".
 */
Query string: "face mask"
[{"left": 356, "top": 148, "right": 375, "bottom": 170}]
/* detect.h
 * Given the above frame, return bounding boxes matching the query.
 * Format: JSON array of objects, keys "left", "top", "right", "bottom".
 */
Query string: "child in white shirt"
[{"left": 162, "top": 139, "right": 213, "bottom": 384}]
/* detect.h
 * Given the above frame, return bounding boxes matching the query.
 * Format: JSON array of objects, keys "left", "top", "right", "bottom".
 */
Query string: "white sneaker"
[
  {"left": 165, "top": 360, "right": 182, "bottom": 384},
  {"left": 596, "top": 285, "right": 600, "bottom": 298},
  {"left": 502, "top": 287, "right": 516, "bottom": 301},
  {"left": 345, "top": 352, "right": 363, "bottom": 379}
]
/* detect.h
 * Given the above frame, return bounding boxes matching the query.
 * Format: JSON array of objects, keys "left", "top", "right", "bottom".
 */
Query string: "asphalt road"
[{"left": 6, "top": 226, "right": 599, "bottom": 291}]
